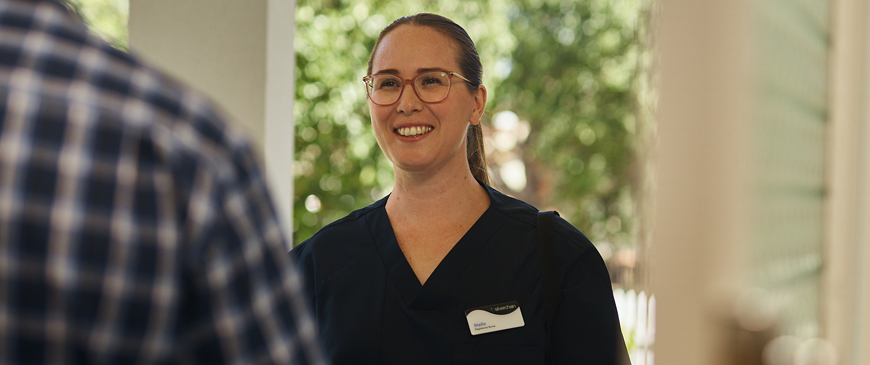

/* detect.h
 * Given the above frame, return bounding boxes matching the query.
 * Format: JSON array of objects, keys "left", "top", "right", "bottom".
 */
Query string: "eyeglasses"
[{"left": 362, "top": 71, "right": 473, "bottom": 106}]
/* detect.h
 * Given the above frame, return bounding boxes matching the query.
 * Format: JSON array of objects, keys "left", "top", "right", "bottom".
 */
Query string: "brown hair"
[{"left": 367, "top": 13, "right": 490, "bottom": 186}]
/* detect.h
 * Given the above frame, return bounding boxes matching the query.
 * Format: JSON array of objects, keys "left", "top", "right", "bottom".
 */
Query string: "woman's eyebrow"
[
  {"left": 416, "top": 67, "right": 446, "bottom": 73},
  {"left": 373, "top": 67, "right": 447, "bottom": 76},
  {"left": 374, "top": 69, "right": 400, "bottom": 75}
]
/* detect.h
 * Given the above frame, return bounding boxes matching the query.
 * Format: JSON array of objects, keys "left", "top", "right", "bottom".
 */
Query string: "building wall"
[
  {"left": 127, "top": 0, "right": 296, "bottom": 244},
  {"left": 748, "top": 0, "right": 828, "bottom": 341},
  {"left": 653, "top": 0, "right": 870, "bottom": 363}
]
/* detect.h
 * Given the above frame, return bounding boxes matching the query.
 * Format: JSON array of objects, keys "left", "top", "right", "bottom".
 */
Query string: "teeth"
[{"left": 397, "top": 126, "right": 433, "bottom": 137}]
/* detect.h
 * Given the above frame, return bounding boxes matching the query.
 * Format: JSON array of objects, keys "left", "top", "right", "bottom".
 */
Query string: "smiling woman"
[
  {"left": 292, "top": 13, "right": 629, "bottom": 365},
  {"left": 291, "top": 6, "right": 650, "bottom": 337}
]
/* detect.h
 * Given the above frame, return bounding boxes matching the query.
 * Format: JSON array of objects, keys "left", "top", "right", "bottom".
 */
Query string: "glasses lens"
[
  {"left": 368, "top": 75, "right": 403, "bottom": 105},
  {"left": 414, "top": 71, "right": 450, "bottom": 103},
  {"left": 365, "top": 72, "right": 453, "bottom": 105}
]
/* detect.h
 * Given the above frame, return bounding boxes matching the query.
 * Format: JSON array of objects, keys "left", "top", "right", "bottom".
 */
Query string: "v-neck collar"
[{"left": 367, "top": 185, "right": 507, "bottom": 310}]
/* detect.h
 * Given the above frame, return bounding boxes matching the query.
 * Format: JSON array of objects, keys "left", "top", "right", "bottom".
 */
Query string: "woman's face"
[{"left": 367, "top": 25, "right": 486, "bottom": 178}]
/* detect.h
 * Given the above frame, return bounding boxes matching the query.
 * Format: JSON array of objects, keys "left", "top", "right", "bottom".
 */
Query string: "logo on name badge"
[{"left": 464, "top": 301, "right": 525, "bottom": 335}]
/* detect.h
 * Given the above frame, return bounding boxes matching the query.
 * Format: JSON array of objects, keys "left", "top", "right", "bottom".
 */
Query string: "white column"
[
  {"left": 825, "top": 0, "right": 870, "bottom": 362},
  {"left": 263, "top": 0, "right": 296, "bottom": 249},
  {"left": 127, "top": 0, "right": 296, "bottom": 246},
  {"left": 652, "top": 0, "right": 752, "bottom": 364}
]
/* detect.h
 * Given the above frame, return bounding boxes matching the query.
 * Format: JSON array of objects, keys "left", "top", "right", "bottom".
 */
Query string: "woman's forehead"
[{"left": 371, "top": 25, "right": 459, "bottom": 74}]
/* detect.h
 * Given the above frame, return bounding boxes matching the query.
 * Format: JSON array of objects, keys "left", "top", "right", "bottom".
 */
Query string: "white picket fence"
[{"left": 613, "top": 288, "right": 656, "bottom": 365}]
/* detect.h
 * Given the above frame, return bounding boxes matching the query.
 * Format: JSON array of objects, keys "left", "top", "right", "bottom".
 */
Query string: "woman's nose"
[{"left": 396, "top": 81, "right": 423, "bottom": 114}]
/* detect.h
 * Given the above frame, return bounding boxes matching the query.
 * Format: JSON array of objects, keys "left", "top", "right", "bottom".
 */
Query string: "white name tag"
[{"left": 465, "top": 301, "right": 525, "bottom": 335}]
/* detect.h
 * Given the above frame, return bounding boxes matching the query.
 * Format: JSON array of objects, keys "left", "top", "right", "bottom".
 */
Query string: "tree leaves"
[{"left": 294, "top": 0, "right": 645, "bottom": 251}]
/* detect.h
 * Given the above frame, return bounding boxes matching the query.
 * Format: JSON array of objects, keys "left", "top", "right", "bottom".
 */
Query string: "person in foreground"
[
  {"left": 0, "top": 0, "right": 324, "bottom": 363},
  {"left": 292, "top": 13, "right": 629, "bottom": 364}
]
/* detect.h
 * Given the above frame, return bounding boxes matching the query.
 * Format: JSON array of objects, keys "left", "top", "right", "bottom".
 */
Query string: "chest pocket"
[{"left": 452, "top": 342, "right": 545, "bottom": 364}]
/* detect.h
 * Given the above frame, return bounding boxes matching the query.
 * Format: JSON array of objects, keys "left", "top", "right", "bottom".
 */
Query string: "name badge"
[{"left": 464, "top": 301, "right": 525, "bottom": 335}]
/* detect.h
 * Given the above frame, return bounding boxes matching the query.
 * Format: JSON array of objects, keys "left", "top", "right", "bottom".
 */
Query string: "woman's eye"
[
  {"left": 421, "top": 77, "right": 443, "bottom": 85},
  {"left": 377, "top": 79, "right": 399, "bottom": 89}
]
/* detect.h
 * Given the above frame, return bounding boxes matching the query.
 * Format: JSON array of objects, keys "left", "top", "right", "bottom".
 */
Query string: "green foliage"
[
  {"left": 64, "top": 0, "right": 128, "bottom": 50},
  {"left": 495, "top": 0, "right": 643, "bottom": 249},
  {"left": 294, "top": 0, "right": 646, "bottom": 250}
]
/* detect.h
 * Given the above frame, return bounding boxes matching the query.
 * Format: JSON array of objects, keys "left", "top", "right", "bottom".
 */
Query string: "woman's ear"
[{"left": 469, "top": 85, "right": 487, "bottom": 126}]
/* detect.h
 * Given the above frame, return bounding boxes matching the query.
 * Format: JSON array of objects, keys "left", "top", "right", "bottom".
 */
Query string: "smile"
[{"left": 396, "top": 126, "right": 434, "bottom": 137}]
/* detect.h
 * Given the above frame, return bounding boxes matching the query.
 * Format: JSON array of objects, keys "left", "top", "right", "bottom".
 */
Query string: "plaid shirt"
[{"left": 0, "top": 1, "right": 325, "bottom": 364}]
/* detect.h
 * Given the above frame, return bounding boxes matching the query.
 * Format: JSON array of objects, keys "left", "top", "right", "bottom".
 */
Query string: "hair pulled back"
[{"left": 367, "top": 13, "right": 490, "bottom": 186}]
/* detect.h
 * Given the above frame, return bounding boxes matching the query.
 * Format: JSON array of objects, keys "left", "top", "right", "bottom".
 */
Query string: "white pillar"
[
  {"left": 825, "top": 0, "right": 870, "bottom": 362},
  {"left": 652, "top": 0, "right": 752, "bottom": 364},
  {"left": 127, "top": 0, "right": 295, "bottom": 246}
]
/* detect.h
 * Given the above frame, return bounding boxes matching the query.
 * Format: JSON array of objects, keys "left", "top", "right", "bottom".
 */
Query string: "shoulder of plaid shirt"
[{"left": 0, "top": 1, "right": 326, "bottom": 364}]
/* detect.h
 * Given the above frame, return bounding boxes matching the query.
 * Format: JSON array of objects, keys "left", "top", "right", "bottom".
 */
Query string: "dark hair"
[{"left": 367, "top": 13, "right": 490, "bottom": 186}]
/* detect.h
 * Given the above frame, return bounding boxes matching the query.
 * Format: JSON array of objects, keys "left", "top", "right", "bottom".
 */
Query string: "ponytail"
[{"left": 466, "top": 123, "right": 490, "bottom": 186}]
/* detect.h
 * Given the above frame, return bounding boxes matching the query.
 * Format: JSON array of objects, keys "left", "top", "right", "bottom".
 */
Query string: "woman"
[{"left": 292, "top": 13, "right": 628, "bottom": 364}]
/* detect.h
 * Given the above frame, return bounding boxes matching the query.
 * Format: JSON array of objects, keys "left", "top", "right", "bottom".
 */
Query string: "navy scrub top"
[{"left": 292, "top": 183, "right": 627, "bottom": 364}]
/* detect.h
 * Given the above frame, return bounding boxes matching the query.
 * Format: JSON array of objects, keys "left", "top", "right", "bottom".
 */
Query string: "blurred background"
[{"left": 68, "top": 0, "right": 870, "bottom": 364}]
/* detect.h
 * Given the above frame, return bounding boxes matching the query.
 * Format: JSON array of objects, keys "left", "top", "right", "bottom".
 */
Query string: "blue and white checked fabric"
[{"left": 0, "top": 1, "right": 325, "bottom": 363}]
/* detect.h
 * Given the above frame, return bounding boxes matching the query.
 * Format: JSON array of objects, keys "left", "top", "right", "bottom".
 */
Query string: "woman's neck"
[
  {"left": 385, "top": 163, "right": 490, "bottom": 285},
  {"left": 386, "top": 164, "right": 489, "bottom": 221}
]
